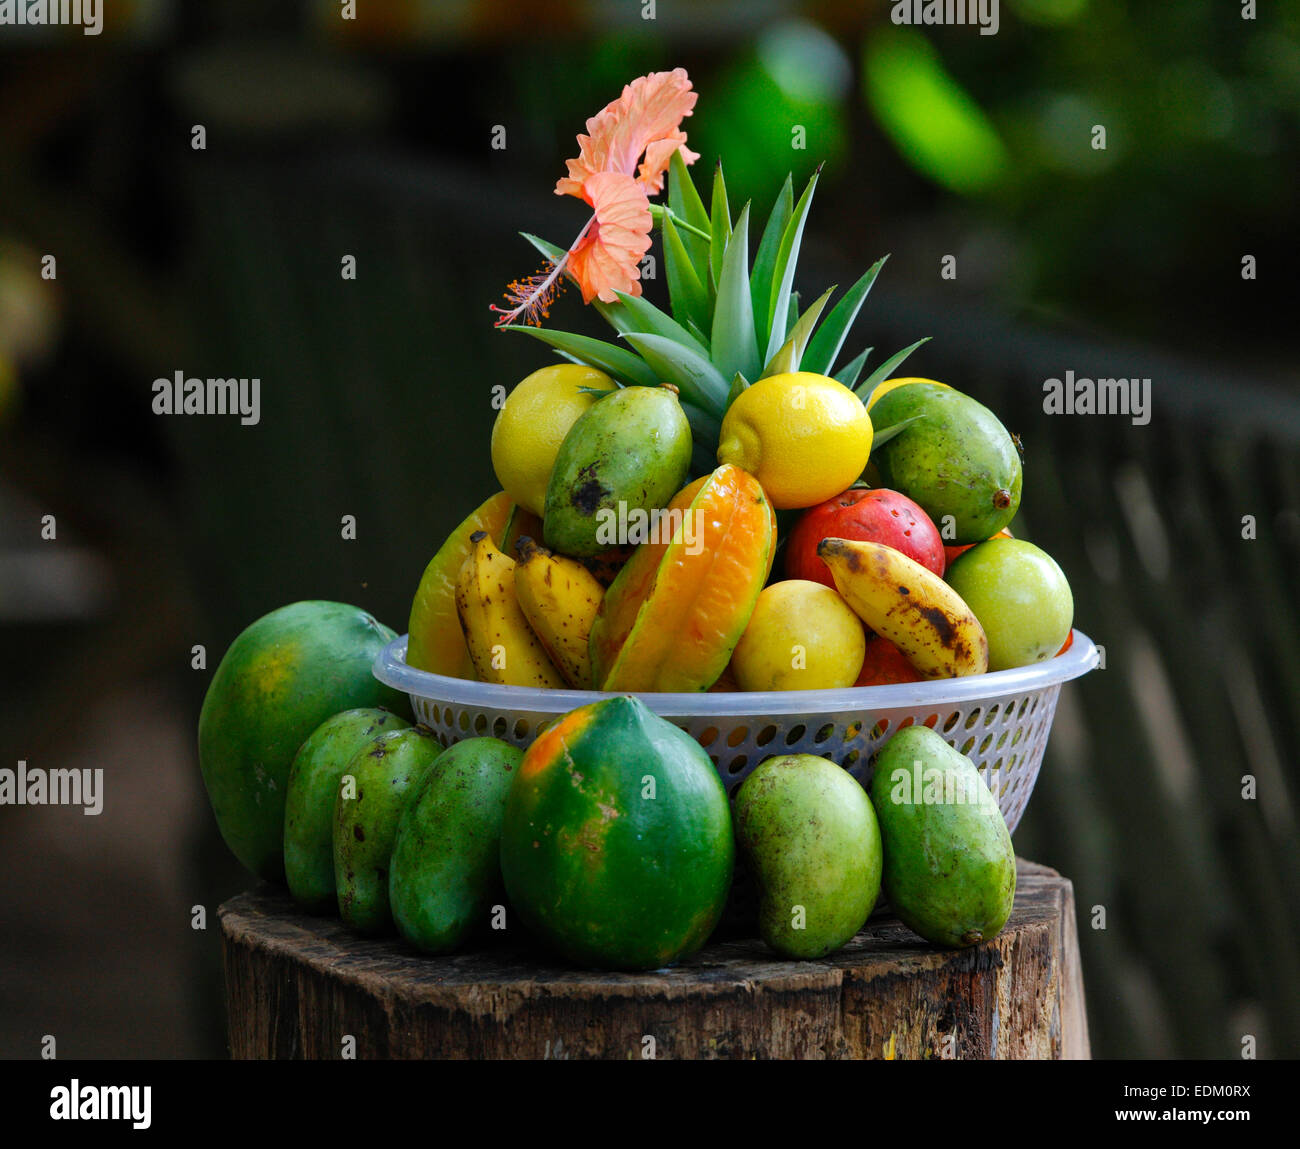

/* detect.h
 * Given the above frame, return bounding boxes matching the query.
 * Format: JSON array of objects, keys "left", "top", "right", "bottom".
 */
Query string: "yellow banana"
[
  {"left": 817, "top": 537, "right": 989, "bottom": 678},
  {"left": 513, "top": 536, "right": 605, "bottom": 689},
  {"left": 456, "top": 531, "right": 566, "bottom": 688}
]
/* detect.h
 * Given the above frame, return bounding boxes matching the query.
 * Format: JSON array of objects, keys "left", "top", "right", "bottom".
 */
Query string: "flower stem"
[{"left": 648, "top": 204, "right": 712, "bottom": 243}]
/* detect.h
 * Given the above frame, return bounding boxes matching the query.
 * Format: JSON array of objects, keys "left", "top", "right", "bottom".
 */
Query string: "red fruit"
[
  {"left": 944, "top": 527, "right": 1013, "bottom": 568},
  {"left": 854, "top": 635, "right": 926, "bottom": 687},
  {"left": 787, "top": 487, "right": 945, "bottom": 589}
]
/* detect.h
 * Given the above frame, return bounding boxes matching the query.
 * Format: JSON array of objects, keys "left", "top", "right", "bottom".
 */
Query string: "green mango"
[
  {"left": 543, "top": 385, "right": 692, "bottom": 557},
  {"left": 869, "top": 725, "right": 1016, "bottom": 947},
  {"left": 733, "top": 755, "right": 882, "bottom": 959},
  {"left": 197, "top": 600, "right": 411, "bottom": 881},
  {"left": 389, "top": 737, "right": 523, "bottom": 954},
  {"left": 334, "top": 725, "right": 443, "bottom": 934},
  {"left": 869, "top": 382, "right": 1021, "bottom": 545},
  {"left": 283, "top": 707, "right": 410, "bottom": 912}
]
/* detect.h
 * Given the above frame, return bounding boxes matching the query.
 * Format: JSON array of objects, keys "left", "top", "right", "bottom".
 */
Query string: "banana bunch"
[
  {"left": 817, "top": 537, "right": 989, "bottom": 678},
  {"left": 455, "top": 532, "right": 566, "bottom": 688},
  {"left": 455, "top": 532, "right": 605, "bottom": 690},
  {"left": 513, "top": 537, "right": 606, "bottom": 689}
]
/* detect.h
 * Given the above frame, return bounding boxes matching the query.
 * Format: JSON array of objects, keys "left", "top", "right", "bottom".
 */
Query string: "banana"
[
  {"left": 513, "top": 536, "right": 605, "bottom": 689},
  {"left": 456, "top": 531, "right": 567, "bottom": 688},
  {"left": 817, "top": 537, "right": 989, "bottom": 678}
]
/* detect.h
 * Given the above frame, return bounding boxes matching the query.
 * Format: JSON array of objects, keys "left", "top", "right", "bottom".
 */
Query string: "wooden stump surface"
[{"left": 219, "top": 858, "right": 1088, "bottom": 1060}]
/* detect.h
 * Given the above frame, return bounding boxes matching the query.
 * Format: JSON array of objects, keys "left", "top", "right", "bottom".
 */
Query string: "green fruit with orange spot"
[
  {"left": 198, "top": 601, "right": 410, "bottom": 882},
  {"left": 499, "top": 695, "right": 734, "bottom": 970}
]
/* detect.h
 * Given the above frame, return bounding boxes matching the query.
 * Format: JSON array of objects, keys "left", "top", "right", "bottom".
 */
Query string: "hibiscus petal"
[
  {"left": 640, "top": 133, "right": 700, "bottom": 196},
  {"left": 555, "top": 68, "right": 698, "bottom": 199},
  {"left": 567, "top": 171, "right": 653, "bottom": 304}
]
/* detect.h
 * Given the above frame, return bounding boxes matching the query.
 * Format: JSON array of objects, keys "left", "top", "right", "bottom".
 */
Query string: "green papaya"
[
  {"left": 869, "top": 725, "right": 1016, "bottom": 947},
  {"left": 389, "top": 737, "right": 523, "bottom": 954},
  {"left": 197, "top": 600, "right": 411, "bottom": 881},
  {"left": 869, "top": 382, "right": 1021, "bottom": 545},
  {"left": 543, "top": 385, "right": 692, "bottom": 557},
  {"left": 283, "top": 707, "right": 410, "bottom": 912},
  {"left": 500, "top": 695, "right": 734, "bottom": 970},
  {"left": 733, "top": 755, "right": 882, "bottom": 959},
  {"left": 334, "top": 725, "right": 443, "bottom": 934}
]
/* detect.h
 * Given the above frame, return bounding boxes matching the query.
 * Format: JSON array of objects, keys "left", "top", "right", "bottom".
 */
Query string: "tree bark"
[{"left": 219, "top": 857, "right": 1089, "bottom": 1060}]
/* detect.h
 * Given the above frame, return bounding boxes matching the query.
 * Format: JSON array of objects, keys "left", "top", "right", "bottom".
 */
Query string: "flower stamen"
[{"left": 490, "top": 258, "right": 571, "bottom": 328}]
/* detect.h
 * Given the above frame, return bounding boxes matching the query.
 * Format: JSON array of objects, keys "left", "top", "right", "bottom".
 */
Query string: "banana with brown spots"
[
  {"left": 512, "top": 536, "right": 605, "bottom": 689},
  {"left": 817, "top": 537, "right": 988, "bottom": 678},
  {"left": 455, "top": 531, "right": 566, "bottom": 688}
]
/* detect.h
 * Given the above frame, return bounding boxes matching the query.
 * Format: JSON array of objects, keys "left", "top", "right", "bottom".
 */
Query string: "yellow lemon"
[
  {"left": 490, "top": 364, "right": 617, "bottom": 516},
  {"left": 731, "top": 580, "right": 867, "bottom": 692},
  {"left": 865, "top": 376, "right": 954, "bottom": 412},
  {"left": 717, "top": 371, "right": 873, "bottom": 509}
]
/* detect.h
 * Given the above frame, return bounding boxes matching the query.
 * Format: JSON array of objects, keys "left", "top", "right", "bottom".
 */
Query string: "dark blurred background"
[{"left": 2, "top": 0, "right": 1297, "bottom": 1059}]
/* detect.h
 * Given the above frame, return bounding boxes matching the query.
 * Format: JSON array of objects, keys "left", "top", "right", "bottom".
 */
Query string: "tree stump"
[{"left": 218, "top": 858, "right": 1088, "bottom": 1060}]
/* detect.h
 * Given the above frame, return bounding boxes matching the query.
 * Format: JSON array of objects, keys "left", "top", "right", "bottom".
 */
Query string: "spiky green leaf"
[
  {"left": 710, "top": 162, "right": 733, "bottom": 289},
  {"left": 710, "top": 203, "right": 760, "bottom": 385},
  {"left": 520, "top": 232, "right": 569, "bottom": 265},
  {"left": 868, "top": 414, "right": 925, "bottom": 452},
  {"left": 622, "top": 332, "right": 729, "bottom": 412},
  {"left": 595, "top": 292, "right": 709, "bottom": 358},
  {"left": 855, "top": 338, "right": 932, "bottom": 399},
  {"left": 802, "top": 256, "right": 888, "bottom": 377},
  {"left": 761, "top": 285, "right": 836, "bottom": 378},
  {"left": 668, "top": 149, "right": 712, "bottom": 289},
  {"left": 765, "top": 166, "right": 821, "bottom": 364},
  {"left": 725, "top": 371, "right": 751, "bottom": 409},
  {"left": 749, "top": 175, "right": 793, "bottom": 350},
  {"left": 662, "top": 213, "right": 711, "bottom": 335},
  {"left": 505, "top": 326, "right": 660, "bottom": 388},
  {"left": 683, "top": 317, "right": 711, "bottom": 347},
  {"left": 833, "top": 347, "right": 872, "bottom": 388}
]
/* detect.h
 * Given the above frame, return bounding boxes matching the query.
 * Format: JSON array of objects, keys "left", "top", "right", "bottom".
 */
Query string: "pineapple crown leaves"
[{"left": 501, "top": 155, "right": 929, "bottom": 454}]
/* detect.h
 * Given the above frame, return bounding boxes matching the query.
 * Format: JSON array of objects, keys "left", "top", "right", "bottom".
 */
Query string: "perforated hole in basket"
[{"left": 406, "top": 665, "right": 1071, "bottom": 836}]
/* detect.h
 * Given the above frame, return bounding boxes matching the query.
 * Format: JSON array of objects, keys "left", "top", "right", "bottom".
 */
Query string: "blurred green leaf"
[{"left": 863, "top": 28, "right": 1008, "bottom": 195}]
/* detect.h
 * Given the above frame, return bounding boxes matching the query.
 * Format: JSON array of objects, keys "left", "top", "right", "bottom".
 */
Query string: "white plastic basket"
[{"left": 373, "top": 631, "right": 1100, "bottom": 834}]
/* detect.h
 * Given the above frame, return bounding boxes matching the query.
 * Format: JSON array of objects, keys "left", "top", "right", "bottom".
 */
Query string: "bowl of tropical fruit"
[{"left": 198, "top": 70, "right": 1098, "bottom": 973}]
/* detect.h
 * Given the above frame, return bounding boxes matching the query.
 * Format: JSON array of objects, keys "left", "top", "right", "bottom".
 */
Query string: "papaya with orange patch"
[
  {"left": 499, "top": 695, "right": 734, "bottom": 970},
  {"left": 589, "top": 465, "right": 775, "bottom": 692}
]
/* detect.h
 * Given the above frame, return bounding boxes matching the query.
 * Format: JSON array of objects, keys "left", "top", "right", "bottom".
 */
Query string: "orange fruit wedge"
[{"left": 590, "top": 465, "right": 775, "bottom": 692}]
